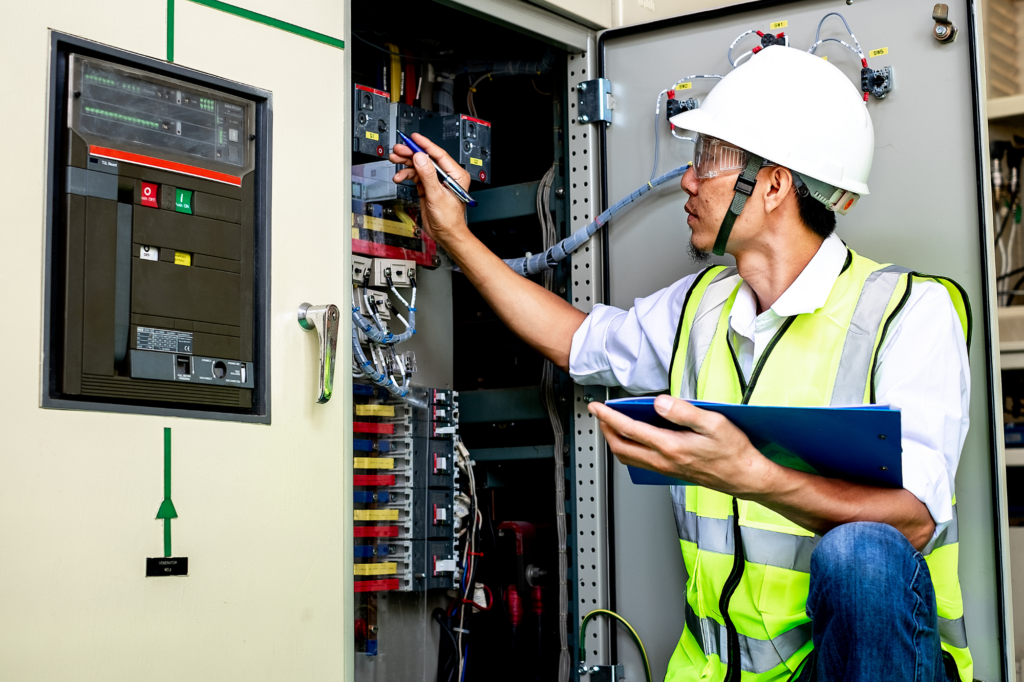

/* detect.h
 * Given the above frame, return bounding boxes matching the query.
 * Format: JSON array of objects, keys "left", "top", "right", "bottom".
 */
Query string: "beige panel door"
[{"left": 0, "top": 2, "right": 352, "bottom": 681}]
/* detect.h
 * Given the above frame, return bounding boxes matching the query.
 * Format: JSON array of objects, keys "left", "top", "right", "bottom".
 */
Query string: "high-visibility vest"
[{"left": 664, "top": 249, "right": 973, "bottom": 682}]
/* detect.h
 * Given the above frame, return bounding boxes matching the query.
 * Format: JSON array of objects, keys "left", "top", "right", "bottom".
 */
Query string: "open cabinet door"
[{"left": 595, "top": 1, "right": 1010, "bottom": 680}]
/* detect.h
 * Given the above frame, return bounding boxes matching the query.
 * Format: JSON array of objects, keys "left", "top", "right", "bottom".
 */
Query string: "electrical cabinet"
[
  {"left": 42, "top": 36, "right": 270, "bottom": 421},
  {"left": 344, "top": 1, "right": 1012, "bottom": 682}
]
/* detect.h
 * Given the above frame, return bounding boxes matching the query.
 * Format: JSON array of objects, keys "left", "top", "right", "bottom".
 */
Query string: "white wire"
[
  {"left": 536, "top": 166, "right": 570, "bottom": 682},
  {"left": 727, "top": 29, "right": 759, "bottom": 67},
  {"left": 807, "top": 37, "right": 864, "bottom": 60}
]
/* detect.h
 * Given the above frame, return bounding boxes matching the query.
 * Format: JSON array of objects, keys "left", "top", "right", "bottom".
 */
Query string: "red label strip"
[
  {"left": 355, "top": 84, "right": 390, "bottom": 98},
  {"left": 355, "top": 578, "right": 400, "bottom": 593},
  {"left": 352, "top": 238, "right": 436, "bottom": 267},
  {"left": 354, "top": 475, "right": 396, "bottom": 486},
  {"left": 89, "top": 146, "right": 242, "bottom": 187},
  {"left": 354, "top": 422, "right": 395, "bottom": 434},
  {"left": 354, "top": 526, "right": 399, "bottom": 538},
  {"left": 460, "top": 114, "right": 491, "bottom": 127}
]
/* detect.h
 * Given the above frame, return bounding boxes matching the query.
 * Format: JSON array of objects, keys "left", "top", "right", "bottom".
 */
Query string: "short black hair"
[{"left": 795, "top": 187, "right": 836, "bottom": 239}]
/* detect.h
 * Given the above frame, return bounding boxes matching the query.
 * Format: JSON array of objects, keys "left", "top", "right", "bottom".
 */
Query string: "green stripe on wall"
[{"left": 167, "top": 0, "right": 346, "bottom": 61}]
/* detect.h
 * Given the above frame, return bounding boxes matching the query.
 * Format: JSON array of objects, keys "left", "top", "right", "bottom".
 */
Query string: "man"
[{"left": 391, "top": 46, "right": 971, "bottom": 681}]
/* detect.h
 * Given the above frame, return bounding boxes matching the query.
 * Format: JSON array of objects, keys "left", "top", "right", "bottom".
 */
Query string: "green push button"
[{"left": 175, "top": 189, "right": 193, "bottom": 214}]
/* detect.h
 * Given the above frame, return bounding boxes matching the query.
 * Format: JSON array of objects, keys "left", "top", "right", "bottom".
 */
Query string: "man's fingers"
[
  {"left": 652, "top": 395, "right": 724, "bottom": 435},
  {"left": 413, "top": 152, "right": 444, "bottom": 201},
  {"left": 392, "top": 168, "right": 418, "bottom": 184},
  {"left": 588, "top": 402, "right": 679, "bottom": 454},
  {"left": 410, "top": 133, "right": 472, "bottom": 188}
]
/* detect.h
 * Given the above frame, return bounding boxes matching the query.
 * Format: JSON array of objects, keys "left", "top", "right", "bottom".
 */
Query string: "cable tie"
[
  {"left": 452, "top": 627, "right": 470, "bottom": 634},
  {"left": 468, "top": 87, "right": 476, "bottom": 92},
  {"left": 408, "top": 307, "right": 417, "bottom": 312},
  {"left": 468, "top": 551, "right": 484, "bottom": 557}
]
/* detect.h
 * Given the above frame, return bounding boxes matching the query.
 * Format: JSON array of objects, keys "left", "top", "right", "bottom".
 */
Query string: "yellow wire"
[{"left": 580, "top": 608, "right": 652, "bottom": 682}]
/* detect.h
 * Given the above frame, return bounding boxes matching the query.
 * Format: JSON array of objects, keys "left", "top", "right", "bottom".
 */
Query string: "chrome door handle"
[{"left": 297, "top": 302, "right": 340, "bottom": 403}]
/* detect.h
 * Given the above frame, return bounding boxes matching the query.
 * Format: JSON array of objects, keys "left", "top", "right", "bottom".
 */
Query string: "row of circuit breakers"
[
  {"left": 353, "top": 84, "right": 492, "bottom": 184},
  {"left": 353, "top": 387, "right": 461, "bottom": 652}
]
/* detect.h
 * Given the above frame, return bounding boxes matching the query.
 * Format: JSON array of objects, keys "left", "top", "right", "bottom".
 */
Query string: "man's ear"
[{"left": 762, "top": 167, "right": 795, "bottom": 215}]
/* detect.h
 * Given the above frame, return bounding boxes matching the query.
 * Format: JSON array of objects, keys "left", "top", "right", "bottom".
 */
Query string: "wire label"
[
  {"left": 675, "top": 82, "right": 693, "bottom": 90},
  {"left": 365, "top": 131, "right": 380, "bottom": 141},
  {"left": 770, "top": 20, "right": 788, "bottom": 29},
  {"left": 869, "top": 47, "right": 889, "bottom": 57},
  {"left": 354, "top": 509, "right": 400, "bottom": 521},
  {"left": 354, "top": 562, "right": 397, "bottom": 576}
]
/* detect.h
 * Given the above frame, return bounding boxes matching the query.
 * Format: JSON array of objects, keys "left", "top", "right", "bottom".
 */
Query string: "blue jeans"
[{"left": 793, "top": 522, "right": 958, "bottom": 682}]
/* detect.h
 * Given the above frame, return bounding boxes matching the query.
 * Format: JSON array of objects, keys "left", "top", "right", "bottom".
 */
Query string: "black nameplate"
[{"left": 146, "top": 557, "right": 189, "bottom": 577}]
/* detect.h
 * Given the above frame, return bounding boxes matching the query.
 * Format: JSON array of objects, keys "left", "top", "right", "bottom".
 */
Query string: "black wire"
[{"left": 351, "top": 32, "right": 455, "bottom": 62}]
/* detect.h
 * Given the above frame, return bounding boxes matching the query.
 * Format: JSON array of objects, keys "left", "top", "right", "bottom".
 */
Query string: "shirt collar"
[{"left": 729, "top": 233, "right": 849, "bottom": 335}]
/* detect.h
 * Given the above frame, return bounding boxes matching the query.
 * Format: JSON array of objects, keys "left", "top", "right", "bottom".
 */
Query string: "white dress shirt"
[{"left": 569, "top": 233, "right": 970, "bottom": 537}]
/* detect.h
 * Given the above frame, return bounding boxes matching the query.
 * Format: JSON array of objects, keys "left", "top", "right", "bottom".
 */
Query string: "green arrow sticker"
[{"left": 155, "top": 428, "right": 178, "bottom": 557}]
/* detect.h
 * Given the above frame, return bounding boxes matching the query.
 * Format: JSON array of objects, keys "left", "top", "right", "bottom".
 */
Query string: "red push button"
[
  {"left": 478, "top": 170, "right": 487, "bottom": 182},
  {"left": 141, "top": 182, "right": 159, "bottom": 208}
]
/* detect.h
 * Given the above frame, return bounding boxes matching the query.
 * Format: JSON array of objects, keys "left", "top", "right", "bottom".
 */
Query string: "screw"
[
  {"left": 878, "top": 434, "right": 887, "bottom": 440},
  {"left": 846, "top": 0, "right": 852, "bottom": 4},
  {"left": 368, "top": 625, "right": 379, "bottom": 635},
  {"left": 73, "top": 91, "right": 81, "bottom": 98},
  {"left": 590, "top": 667, "right": 601, "bottom": 673},
  {"left": 555, "top": 187, "right": 565, "bottom": 198},
  {"left": 579, "top": 82, "right": 588, "bottom": 91},
  {"left": 583, "top": 396, "right": 594, "bottom": 403},
  {"left": 578, "top": 667, "right": 589, "bottom": 676},
  {"left": 559, "top": 286, "right": 567, "bottom": 294},
  {"left": 580, "top": 114, "right": 589, "bottom": 122},
  {"left": 249, "top": 134, "right": 256, "bottom": 141},
  {"left": 936, "top": 25, "right": 948, "bottom": 37}
]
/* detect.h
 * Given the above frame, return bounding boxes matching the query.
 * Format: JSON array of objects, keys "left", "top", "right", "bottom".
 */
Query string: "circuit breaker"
[
  {"left": 43, "top": 43, "right": 268, "bottom": 420},
  {"left": 354, "top": 84, "right": 391, "bottom": 159},
  {"left": 420, "top": 113, "right": 493, "bottom": 184}
]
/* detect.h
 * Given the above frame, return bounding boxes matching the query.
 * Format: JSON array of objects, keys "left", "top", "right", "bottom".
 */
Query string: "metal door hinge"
[{"left": 577, "top": 78, "right": 614, "bottom": 125}]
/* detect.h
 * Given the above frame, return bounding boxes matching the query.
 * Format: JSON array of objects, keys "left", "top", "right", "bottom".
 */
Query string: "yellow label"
[
  {"left": 354, "top": 457, "right": 394, "bottom": 470},
  {"left": 174, "top": 252, "right": 192, "bottom": 267},
  {"left": 470, "top": 157, "right": 483, "bottom": 166},
  {"left": 769, "top": 20, "right": 787, "bottom": 29},
  {"left": 675, "top": 82, "right": 692, "bottom": 90},
  {"left": 365, "top": 131, "right": 379, "bottom": 141},
  {"left": 354, "top": 562, "right": 397, "bottom": 576},
  {"left": 355, "top": 509, "right": 400, "bottom": 521},
  {"left": 356, "top": 404, "right": 396, "bottom": 417},
  {"left": 869, "top": 47, "right": 888, "bottom": 58},
  {"left": 821, "top": 56, "right": 828, "bottom": 61},
  {"left": 353, "top": 215, "right": 418, "bottom": 239}
]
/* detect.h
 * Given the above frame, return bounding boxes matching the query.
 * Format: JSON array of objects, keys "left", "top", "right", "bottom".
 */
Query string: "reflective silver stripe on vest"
[
  {"left": 939, "top": 615, "right": 968, "bottom": 649},
  {"left": 679, "top": 267, "right": 740, "bottom": 400},
  {"left": 672, "top": 493, "right": 820, "bottom": 573},
  {"left": 829, "top": 265, "right": 910, "bottom": 406},
  {"left": 685, "top": 605, "right": 812, "bottom": 674},
  {"left": 922, "top": 504, "right": 959, "bottom": 557}
]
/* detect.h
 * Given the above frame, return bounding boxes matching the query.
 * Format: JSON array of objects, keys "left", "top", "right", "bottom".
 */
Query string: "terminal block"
[{"left": 861, "top": 66, "right": 894, "bottom": 100}]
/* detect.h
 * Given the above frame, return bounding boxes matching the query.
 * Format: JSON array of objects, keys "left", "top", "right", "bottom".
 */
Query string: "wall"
[{"left": 0, "top": 2, "right": 352, "bottom": 680}]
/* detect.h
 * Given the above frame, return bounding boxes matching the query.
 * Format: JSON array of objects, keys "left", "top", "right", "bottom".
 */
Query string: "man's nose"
[{"left": 681, "top": 165, "right": 699, "bottom": 195}]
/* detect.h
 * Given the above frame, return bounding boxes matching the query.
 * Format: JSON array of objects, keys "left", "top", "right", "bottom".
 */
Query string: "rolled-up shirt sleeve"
[
  {"left": 874, "top": 280, "right": 970, "bottom": 539},
  {"left": 568, "top": 273, "right": 699, "bottom": 395}
]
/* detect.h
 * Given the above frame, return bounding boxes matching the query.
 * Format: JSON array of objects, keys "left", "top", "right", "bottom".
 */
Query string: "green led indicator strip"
[
  {"left": 166, "top": 0, "right": 344, "bottom": 63},
  {"left": 84, "top": 106, "right": 160, "bottom": 129}
]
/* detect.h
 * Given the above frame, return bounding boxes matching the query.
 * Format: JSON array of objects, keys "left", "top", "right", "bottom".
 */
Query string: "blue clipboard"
[{"left": 605, "top": 397, "right": 903, "bottom": 489}]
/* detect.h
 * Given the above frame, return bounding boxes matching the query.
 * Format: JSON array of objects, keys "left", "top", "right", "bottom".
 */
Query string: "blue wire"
[{"left": 461, "top": 646, "right": 469, "bottom": 682}]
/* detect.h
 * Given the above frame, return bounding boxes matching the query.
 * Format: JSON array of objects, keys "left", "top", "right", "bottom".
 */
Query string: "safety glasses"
[{"left": 693, "top": 134, "right": 751, "bottom": 179}]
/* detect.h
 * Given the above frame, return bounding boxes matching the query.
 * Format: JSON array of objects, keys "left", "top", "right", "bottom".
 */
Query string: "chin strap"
[{"left": 711, "top": 153, "right": 765, "bottom": 256}]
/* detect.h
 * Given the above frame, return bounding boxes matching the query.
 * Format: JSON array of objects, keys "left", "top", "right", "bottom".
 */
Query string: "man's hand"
[
  {"left": 588, "top": 394, "right": 777, "bottom": 496},
  {"left": 390, "top": 133, "right": 472, "bottom": 248},
  {"left": 588, "top": 394, "right": 937, "bottom": 550}
]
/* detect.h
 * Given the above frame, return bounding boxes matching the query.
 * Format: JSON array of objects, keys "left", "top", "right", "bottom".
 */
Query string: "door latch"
[{"left": 297, "top": 302, "right": 340, "bottom": 403}]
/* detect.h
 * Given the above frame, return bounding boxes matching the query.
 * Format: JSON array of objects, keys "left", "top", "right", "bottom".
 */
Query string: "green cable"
[{"left": 578, "top": 609, "right": 652, "bottom": 682}]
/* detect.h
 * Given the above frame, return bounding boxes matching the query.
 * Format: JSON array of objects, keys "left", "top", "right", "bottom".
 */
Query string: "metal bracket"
[
  {"left": 297, "top": 302, "right": 340, "bottom": 403},
  {"left": 577, "top": 78, "right": 614, "bottom": 125},
  {"left": 579, "top": 664, "right": 624, "bottom": 681},
  {"left": 932, "top": 3, "right": 958, "bottom": 43}
]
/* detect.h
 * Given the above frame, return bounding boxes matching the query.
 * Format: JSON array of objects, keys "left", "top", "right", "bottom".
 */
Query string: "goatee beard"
[{"left": 687, "top": 238, "right": 711, "bottom": 265}]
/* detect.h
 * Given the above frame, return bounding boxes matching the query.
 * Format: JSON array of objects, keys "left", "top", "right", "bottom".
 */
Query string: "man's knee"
[{"left": 811, "top": 522, "right": 918, "bottom": 589}]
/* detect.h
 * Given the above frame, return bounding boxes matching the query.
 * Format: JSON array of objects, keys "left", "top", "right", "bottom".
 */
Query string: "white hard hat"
[{"left": 669, "top": 45, "right": 874, "bottom": 199}]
